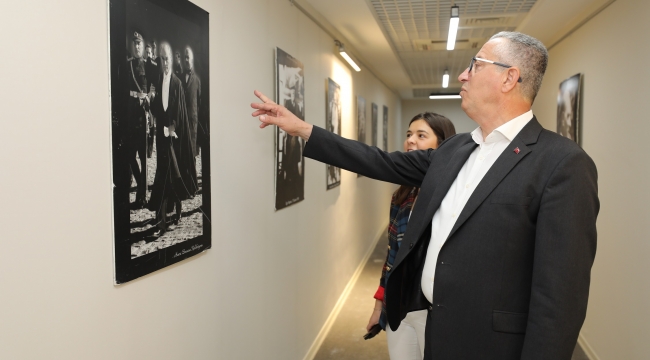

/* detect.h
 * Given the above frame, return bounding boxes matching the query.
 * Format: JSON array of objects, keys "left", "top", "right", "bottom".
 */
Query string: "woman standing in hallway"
[{"left": 367, "top": 112, "right": 456, "bottom": 359}]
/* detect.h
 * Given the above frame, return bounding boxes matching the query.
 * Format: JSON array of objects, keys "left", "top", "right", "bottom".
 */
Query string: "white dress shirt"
[
  {"left": 420, "top": 110, "right": 533, "bottom": 304},
  {"left": 162, "top": 71, "right": 171, "bottom": 111}
]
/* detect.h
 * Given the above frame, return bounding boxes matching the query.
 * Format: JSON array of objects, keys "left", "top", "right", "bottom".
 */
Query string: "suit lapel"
[
  {"left": 424, "top": 140, "right": 478, "bottom": 222},
  {"left": 393, "top": 138, "right": 477, "bottom": 267},
  {"left": 445, "top": 118, "right": 543, "bottom": 240}
]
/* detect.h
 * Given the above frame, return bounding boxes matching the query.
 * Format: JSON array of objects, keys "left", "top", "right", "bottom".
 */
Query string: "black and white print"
[
  {"left": 326, "top": 78, "right": 341, "bottom": 189},
  {"left": 382, "top": 105, "right": 388, "bottom": 151},
  {"left": 275, "top": 48, "right": 305, "bottom": 210},
  {"left": 557, "top": 73, "right": 582, "bottom": 144},
  {"left": 109, "top": 0, "right": 211, "bottom": 284},
  {"left": 371, "top": 103, "right": 378, "bottom": 147},
  {"left": 356, "top": 96, "right": 366, "bottom": 178}
]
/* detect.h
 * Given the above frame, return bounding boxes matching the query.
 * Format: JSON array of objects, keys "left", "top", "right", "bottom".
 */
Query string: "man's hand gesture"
[{"left": 250, "top": 90, "right": 313, "bottom": 141}]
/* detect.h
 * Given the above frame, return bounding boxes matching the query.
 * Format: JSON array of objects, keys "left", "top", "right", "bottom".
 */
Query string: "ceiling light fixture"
[
  {"left": 334, "top": 40, "right": 361, "bottom": 72},
  {"left": 447, "top": 5, "right": 460, "bottom": 50},
  {"left": 442, "top": 69, "right": 450, "bottom": 88},
  {"left": 429, "top": 94, "right": 461, "bottom": 100}
]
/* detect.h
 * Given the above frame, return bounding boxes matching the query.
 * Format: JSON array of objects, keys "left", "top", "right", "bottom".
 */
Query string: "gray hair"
[{"left": 489, "top": 31, "right": 548, "bottom": 103}]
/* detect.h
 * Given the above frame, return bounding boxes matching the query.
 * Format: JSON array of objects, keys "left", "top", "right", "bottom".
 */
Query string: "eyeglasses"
[{"left": 468, "top": 57, "right": 523, "bottom": 83}]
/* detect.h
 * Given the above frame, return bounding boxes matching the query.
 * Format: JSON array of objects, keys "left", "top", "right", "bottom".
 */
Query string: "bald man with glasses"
[{"left": 251, "top": 31, "right": 598, "bottom": 360}]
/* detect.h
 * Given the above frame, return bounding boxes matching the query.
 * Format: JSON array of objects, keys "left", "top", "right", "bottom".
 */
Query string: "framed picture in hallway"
[
  {"left": 371, "top": 102, "right": 378, "bottom": 147},
  {"left": 109, "top": 0, "right": 211, "bottom": 284},
  {"left": 326, "top": 78, "right": 341, "bottom": 190},
  {"left": 275, "top": 48, "right": 305, "bottom": 210},
  {"left": 382, "top": 105, "right": 388, "bottom": 151},
  {"left": 356, "top": 95, "right": 366, "bottom": 178},
  {"left": 557, "top": 73, "right": 582, "bottom": 144}
]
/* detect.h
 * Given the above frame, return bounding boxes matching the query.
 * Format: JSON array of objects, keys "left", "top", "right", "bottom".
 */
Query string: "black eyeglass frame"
[{"left": 469, "top": 57, "right": 523, "bottom": 83}]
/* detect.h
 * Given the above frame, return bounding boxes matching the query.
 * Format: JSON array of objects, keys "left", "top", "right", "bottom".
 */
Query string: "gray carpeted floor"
[{"left": 314, "top": 237, "right": 591, "bottom": 360}]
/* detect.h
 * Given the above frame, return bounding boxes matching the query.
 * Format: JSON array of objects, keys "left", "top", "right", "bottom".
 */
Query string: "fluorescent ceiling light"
[
  {"left": 340, "top": 51, "right": 361, "bottom": 72},
  {"left": 442, "top": 70, "right": 449, "bottom": 88},
  {"left": 429, "top": 94, "right": 461, "bottom": 100},
  {"left": 447, "top": 6, "right": 460, "bottom": 51},
  {"left": 335, "top": 40, "right": 361, "bottom": 72}
]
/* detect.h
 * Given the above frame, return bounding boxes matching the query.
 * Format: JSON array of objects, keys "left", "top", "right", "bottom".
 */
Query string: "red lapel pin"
[{"left": 514, "top": 147, "right": 520, "bottom": 154}]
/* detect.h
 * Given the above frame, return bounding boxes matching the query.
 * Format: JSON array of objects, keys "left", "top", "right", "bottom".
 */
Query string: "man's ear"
[{"left": 502, "top": 67, "right": 521, "bottom": 93}]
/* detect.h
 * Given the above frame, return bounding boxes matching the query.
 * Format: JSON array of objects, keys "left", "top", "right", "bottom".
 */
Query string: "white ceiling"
[{"left": 302, "top": 0, "right": 614, "bottom": 99}]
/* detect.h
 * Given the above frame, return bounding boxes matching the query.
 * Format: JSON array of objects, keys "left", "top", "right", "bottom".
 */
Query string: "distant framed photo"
[
  {"left": 275, "top": 48, "right": 305, "bottom": 210},
  {"left": 109, "top": 0, "right": 211, "bottom": 284},
  {"left": 326, "top": 78, "right": 341, "bottom": 189},
  {"left": 557, "top": 73, "right": 582, "bottom": 143},
  {"left": 382, "top": 105, "right": 388, "bottom": 151},
  {"left": 356, "top": 96, "right": 366, "bottom": 178},
  {"left": 371, "top": 103, "right": 378, "bottom": 147}
]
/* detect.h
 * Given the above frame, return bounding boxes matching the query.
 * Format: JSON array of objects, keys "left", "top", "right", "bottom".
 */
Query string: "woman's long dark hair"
[{"left": 393, "top": 112, "right": 456, "bottom": 205}]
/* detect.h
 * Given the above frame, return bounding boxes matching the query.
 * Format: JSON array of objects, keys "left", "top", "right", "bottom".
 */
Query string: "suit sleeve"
[
  {"left": 303, "top": 126, "right": 432, "bottom": 187},
  {"left": 521, "top": 150, "right": 599, "bottom": 359}
]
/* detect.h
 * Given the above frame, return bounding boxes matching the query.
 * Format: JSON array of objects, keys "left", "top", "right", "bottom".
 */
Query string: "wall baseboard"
[
  {"left": 302, "top": 224, "right": 387, "bottom": 360},
  {"left": 578, "top": 332, "right": 600, "bottom": 360}
]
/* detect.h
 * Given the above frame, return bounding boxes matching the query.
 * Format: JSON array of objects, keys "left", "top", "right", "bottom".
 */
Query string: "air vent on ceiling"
[
  {"left": 413, "top": 38, "right": 481, "bottom": 51},
  {"left": 462, "top": 14, "right": 522, "bottom": 28}
]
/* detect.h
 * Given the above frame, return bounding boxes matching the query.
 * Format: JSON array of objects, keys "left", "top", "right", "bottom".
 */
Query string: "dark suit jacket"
[
  {"left": 183, "top": 70, "right": 200, "bottom": 156},
  {"left": 303, "top": 118, "right": 599, "bottom": 360}
]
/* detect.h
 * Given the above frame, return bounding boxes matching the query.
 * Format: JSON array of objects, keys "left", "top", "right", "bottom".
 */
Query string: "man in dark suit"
[
  {"left": 121, "top": 31, "right": 154, "bottom": 209},
  {"left": 148, "top": 43, "right": 197, "bottom": 235},
  {"left": 182, "top": 46, "right": 200, "bottom": 159},
  {"left": 251, "top": 31, "right": 599, "bottom": 360}
]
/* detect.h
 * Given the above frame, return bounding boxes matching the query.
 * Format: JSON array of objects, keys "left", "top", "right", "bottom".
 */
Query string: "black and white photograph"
[
  {"left": 382, "top": 105, "right": 388, "bottom": 151},
  {"left": 326, "top": 78, "right": 341, "bottom": 190},
  {"left": 109, "top": 0, "right": 211, "bottom": 284},
  {"left": 371, "top": 102, "right": 378, "bottom": 147},
  {"left": 557, "top": 73, "right": 582, "bottom": 143},
  {"left": 275, "top": 48, "right": 305, "bottom": 209},
  {"left": 356, "top": 95, "right": 366, "bottom": 178}
]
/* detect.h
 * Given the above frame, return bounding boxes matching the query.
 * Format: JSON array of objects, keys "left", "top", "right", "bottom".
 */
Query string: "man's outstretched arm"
[{"left": 250, "top": 90, "right": 431, "bottom": 186}]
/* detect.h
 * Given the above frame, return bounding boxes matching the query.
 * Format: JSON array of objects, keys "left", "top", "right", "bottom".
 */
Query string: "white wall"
[
  {"left": 532, "top": 0, "right": 650, "bottom": 358},
  {"left": 401, "top": 99, "right": 477, "bottom": 140},
  {"left": 0, "top": 0, "right": 400, "bottom": 359}
]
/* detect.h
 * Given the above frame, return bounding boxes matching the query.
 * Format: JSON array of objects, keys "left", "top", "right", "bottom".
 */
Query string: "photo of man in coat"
[
  {"left": 183, "top": 46, "right": 200, "bottom": 165},
  {"left": 148, "top": 42, "right": 197, "bottom": 235},
  {"left": 251, "top": 32, "right": 599, "bottom": 360}
]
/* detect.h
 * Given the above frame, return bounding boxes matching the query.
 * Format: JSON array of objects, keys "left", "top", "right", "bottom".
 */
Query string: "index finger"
[{"left": 254, "top": 90, "right": 277, "bottom": 105}]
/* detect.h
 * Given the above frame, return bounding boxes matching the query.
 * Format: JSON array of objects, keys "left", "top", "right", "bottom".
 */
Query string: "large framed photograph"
[
  {"left": 326, "top": 78, "right": 341, "bottom": 190},
  {"left": 382, "top": 105, "right": 388, "bottom": 151},
  {"left": 356, "top": 96, "right": 366, "bottom": 178},
  {"left": 275, "top": 48, "right": 305, "bottom": 210},
  {"left": 109, "top": 0, "right": 211, "bottom": 284},
  {"left": 557, "top": 73, "right": 582, "bottom": 143},
  {"left": 371, "top": 103, "right": 378, "bottom": 147}
]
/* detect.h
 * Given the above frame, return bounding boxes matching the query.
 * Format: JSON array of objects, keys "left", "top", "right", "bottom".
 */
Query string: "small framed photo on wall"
[{"left": 557, "top": 73, "right": 582, "bottom": 144}]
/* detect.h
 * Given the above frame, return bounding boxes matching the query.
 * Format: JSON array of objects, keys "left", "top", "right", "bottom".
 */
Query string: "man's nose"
[{"left": 458, "top": 68, "right": 469, "bottom": 82}]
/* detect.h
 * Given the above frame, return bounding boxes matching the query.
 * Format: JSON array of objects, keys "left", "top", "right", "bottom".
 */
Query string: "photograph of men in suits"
[
  {"left": 326, "top": 78, "right": 341, "bottom": 189},
  {"left": 251, "top": 31, "right": 599, "bottom": 360},
  {"left": 357, "top": 96, "right": 366, "bottom": 178},
  {"left": 371, "top": 103, "right": 378, "bottom": 147},
  {"left": 274, "top": 48, "right": 305, "bottom": 210},
  {"left": 382, "top": 105, "right": 388, "bottom": 151}
]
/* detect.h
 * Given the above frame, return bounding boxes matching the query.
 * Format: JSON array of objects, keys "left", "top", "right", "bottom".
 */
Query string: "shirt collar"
[{"left": 471, "top": 110, "right": 533, "bottom": 145}]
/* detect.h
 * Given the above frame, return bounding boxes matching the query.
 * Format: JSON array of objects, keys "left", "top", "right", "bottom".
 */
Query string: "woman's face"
[{"left": 404, "top": 119, "right": 439, "bottom": 152}]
